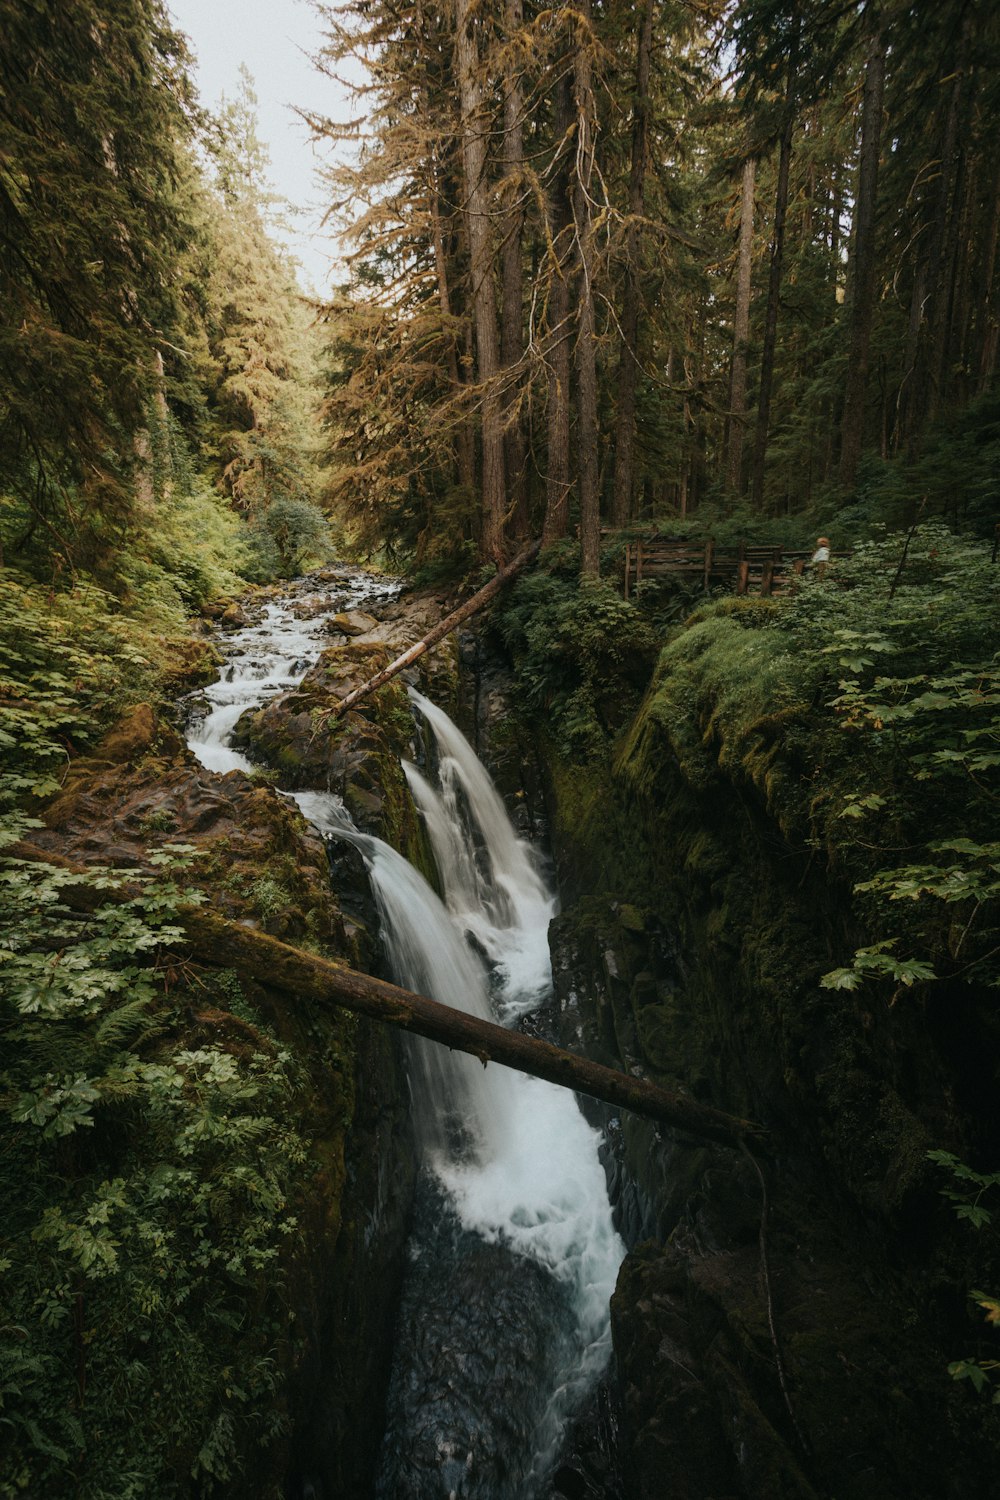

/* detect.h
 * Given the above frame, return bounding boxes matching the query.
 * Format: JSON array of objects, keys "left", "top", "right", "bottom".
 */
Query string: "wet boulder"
[
  {"left": 220, "top": 601, "right": 248, "bottom": 629},
  {"left": 232, "top": 642, "right": 433, "bottom": 868},
  {"left": 329, "top": 608, "right": 379, "bottom": 636}
]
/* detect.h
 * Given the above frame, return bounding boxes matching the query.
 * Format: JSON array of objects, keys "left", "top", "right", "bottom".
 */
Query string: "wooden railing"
[{"left": 621, "top": 537, "right": 850, "bottom": 599}]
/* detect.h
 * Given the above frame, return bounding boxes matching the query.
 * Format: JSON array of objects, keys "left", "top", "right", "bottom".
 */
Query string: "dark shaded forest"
[{"left": 1, "top": 2, "right": 999, "bottom": 1497}]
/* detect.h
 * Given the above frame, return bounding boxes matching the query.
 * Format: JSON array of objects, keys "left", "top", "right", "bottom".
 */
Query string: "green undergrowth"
[
  {"left": 0, "top": 507, "right": 348, "bottom": 1493},
  {"left": 517, "top": 526, "right": 1000, "bottom": 1448},
  {"left": 120, "top": 482, "right": 247, "bottom": 626},
  {"left": 0, "top": 571, "right": 216, "bottom": 808},
  {"left": 495, "top": 570, "right": 658, "bottom": 760},
  {"left": 617, "top": 525, "right": 999, "bottom": 995},
  {"left": 0, "top": 849, "right": 320, "bottom": 1497}
]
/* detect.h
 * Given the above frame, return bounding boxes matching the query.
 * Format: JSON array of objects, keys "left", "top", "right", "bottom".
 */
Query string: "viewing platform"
[{"left": 620, "top": 537, "right": 851, "bottom": 598}]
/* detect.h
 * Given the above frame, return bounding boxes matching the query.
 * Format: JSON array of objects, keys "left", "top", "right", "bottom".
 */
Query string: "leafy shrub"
[
  {"left": 0, "top": 553, "right": 332, "bottom": 1495},
  {"left": 145, "top": 480, "right": 246, "bottom": 607},
  {"left": 618, "top": 525, "right": 1000, "bottom": 995},
  {"left": 496, "top": 573, "right": 658, "bottom": 759},
  {"left": 0, "top": 571, "right": 201, "bottom": 819},
  {"left": 0, "top": 852, "right": 308, "bottom": 1496},
  {"left": 243, "top": 498, "right": 332, "bottom": 580},
  {"left": 927, "top": 1152, "right": 1000, "bottom": 1403}
]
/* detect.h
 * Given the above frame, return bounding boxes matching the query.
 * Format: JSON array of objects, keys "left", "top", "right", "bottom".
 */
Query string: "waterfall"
[
  {"left": 405, "top": 689, "right": 555, "bottom": 1018},
  {"left": 291, "top": 789, "right": 517, "bottom": 1164},
  {"left": 186, "top": 589, "right": 625, "bottom": 1498},
  {"left": 298, "top": 707, "right": 626, "bottom": 1496}
]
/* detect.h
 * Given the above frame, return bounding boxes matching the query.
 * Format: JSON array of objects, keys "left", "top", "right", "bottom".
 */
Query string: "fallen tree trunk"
[
  {"left": 12, "top": 843, "right": 764, "bottom": 1147},
  {"left": 334, "top": 538, "right": 541, "bottom": 717}
]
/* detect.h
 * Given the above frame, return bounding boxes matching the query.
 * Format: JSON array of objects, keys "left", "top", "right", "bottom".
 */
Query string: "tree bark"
[
  {"left": 12, "top": 844, "right": 764, "bottom": 1148},
  {"left": 932, "top": 44, "right": 975, "bottom": 416},
  {"left": 431, "top": 174, "right": 476, "bottom": 495},
  {"left": 454, "top": 0, "right": 507, "bottom": 563},
  {"left": 839, "top": 8, "right": 886, "bottom": 490},
  {"left": 902, "top": 19, "right": 970, "bottom": 445},
  {"left": 611, "top": 0, "right": 654, "bottom": 529},
  {"left": 573, "top": 0, "right": 600, "bottom": 577},
  {"left": 542, "top": 72, "right": 574, "bottom": 545},
  {"left": 725, "top": 157, "right": 756, "bottom": 496},
  {"left": 750, "top": 16, "right": 799, "bottom": 513},
  {"left": 975, "top": 161, "right": 1000, "bottom": 392},
  {"left": 944, "top": 149, "right": 976, "bottom": 409},
  {"left": 334, "top": 539, "right": 541, "bottom": 717},
  {"left": 500, "top": 0, "right": 529, "bottom": 537}
]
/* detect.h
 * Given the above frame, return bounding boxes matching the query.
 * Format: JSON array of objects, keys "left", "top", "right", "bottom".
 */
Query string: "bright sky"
[{"left": 167, "top": 0, "right": 351, "bottom": 295}]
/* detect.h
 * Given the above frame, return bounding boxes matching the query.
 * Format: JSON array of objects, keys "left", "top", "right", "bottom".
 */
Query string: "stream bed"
[{"left": 186, "top": 573, "right": 626, "bottom": 1498}]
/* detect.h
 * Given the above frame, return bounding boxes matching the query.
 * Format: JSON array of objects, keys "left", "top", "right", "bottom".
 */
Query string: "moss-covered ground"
[{"left": 0, "top": 561, "right": 417, "bottom": 1498}]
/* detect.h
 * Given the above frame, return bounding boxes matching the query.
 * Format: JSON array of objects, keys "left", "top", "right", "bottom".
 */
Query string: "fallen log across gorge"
[{"left": 12, "top": 843, "right": 765, "bottom": 1148}]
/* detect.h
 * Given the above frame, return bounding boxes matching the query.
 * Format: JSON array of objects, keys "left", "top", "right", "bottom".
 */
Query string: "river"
[{"left": 186, "top": 572, "right": 625, "bottom": 1498}]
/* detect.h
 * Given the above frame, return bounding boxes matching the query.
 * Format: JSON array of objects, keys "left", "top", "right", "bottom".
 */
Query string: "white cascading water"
[
  {"left": 386, "top": 698, "right": 627, "bottom": 1493},
  {"left": 404, "top": 688, "right": 556, "bottom": 1019},
  {"left": 187, "top": 602, "right": 326, "bottom": 775},
  {"left": 186, "top": 586, "right": 625, "bottom": 1497},
  {"left": 292, "top": 788, "right": 519, "bottom": 1165},
  {"left": 186, "top": 576, "right": 400, "bottom": 777}
]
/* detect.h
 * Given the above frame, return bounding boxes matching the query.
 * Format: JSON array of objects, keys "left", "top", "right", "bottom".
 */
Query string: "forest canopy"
[
  {"left": 0, "top": 0, "right": 326, "bottom": 588},
  {"left": 310, "top": 0, "right": 999, "bottom": 570},
  {"left": 2, "top": 1, "right": 996, "bottom": 581}
]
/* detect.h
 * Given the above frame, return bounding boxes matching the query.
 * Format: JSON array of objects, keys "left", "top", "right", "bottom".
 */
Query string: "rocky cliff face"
[{"left": 469, "top": 626, "right": 999, "bottom": 1500}]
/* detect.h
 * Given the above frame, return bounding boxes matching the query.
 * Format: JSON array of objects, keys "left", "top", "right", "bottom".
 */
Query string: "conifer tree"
[
  {"left": 454, "top": 0, "right": 508, "bottom": 563},
  {"left": 310, "top": 0, "right": 1000, "bottom": 557},
  {"left": 199, "top": 73, "right": 320, "bottom": 516},
  {"left": 0, "top": 0, "right": 191, "bottom": 565},
  {"left": 838, "top": 2, "right": 886, "bottom": 488},
  {"left": 611, "top": 0, "right": 655, "bottom": 527}
]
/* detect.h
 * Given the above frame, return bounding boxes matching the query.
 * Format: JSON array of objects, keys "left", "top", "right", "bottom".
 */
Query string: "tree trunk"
[
  {"left": 725, "top": 156, "right": 756, "bottom": 496},
  {"left": 750, "top": 17, "right": 799, "bottom": 513},
  {"left": 929, "top": 16, "right": 971, "bottom": 429},
  {"left": 975, "top": 161, "right": 1000, "bottom": 392},
  {"left": 454, "top": 0, "right": 507, "bottom": 563},
  {"left": 895, "top": 255, "right": 926, "bottom": 455},
  {"left": 944, "top": 151, "right": 976, "bottom": 409},
  {"left": 839, "top": 8, "right": 886, "bottom": 490},
  {"left": 501, "top": 0, "right": 529, "bottom": 537},
  {"left": 13, "top": 844, "right": 764, "bottom": 1148},
  {"left": 334, "top": 539, "right": 541, "bottom": 717},
  {"left": 431, "top": 175, "right": 476, "bottom": 495},
  {"left": 573, "top": 0, "right": 600, "bottom": 577},
  {"left": 611, "top": 0, "right": 654, "bottom": 529},
  {"left": 904, "top": 22, "right": 969, "bottom": 444},
  {"left": 542, "top": 72, "right": 574, "bottom": 545}
]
